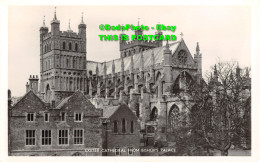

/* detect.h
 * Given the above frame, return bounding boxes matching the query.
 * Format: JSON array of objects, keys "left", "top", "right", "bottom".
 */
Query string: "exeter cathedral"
[{"left": 26, "top": 10, "right": 202, "bottom": 144}]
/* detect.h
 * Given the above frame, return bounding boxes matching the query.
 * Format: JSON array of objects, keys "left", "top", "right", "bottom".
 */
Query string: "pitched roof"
[
  {"left": 102, "top": 106, "right": 120, "bottom": 118},
  {"left": 87, "top": 41, "right": 181, "bottom": 75},
  {"left": 55, "top": 96, "right": 71, "bottom": 109},
  {"left": 12, "top": 90, "right": 47, "bottom": 107}
]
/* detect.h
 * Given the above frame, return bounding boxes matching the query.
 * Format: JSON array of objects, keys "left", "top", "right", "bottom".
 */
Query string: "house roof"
[
  {"left": 12, "top": 90, "right": 47, "bottom": 108},
  {"left": 102, "top": 106, "right": 119, "bottom": 119},
  {"left": 55, "top": 95, "right": 71, "bottom": 109},
  {"left": 87, "top": 41, "right": 181, "bottom": 75}
]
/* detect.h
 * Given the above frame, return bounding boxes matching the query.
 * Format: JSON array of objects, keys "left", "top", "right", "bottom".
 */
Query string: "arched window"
[
  {"left": 67, "top": 58, "right": 69, "bottom": 68},
  {"left": 168, "top": 105, "right": 180, "bottom": 131},
  {"left": 150, "top": 107, "right": 158, "bottom": 121},
  {"left": 73, "top": 58, "right": 76, "bottom": 68},
  {"left": 69, "top": 42, "right": 72, "bottom": 50},
  {"left": 45, "top": 45, "right": 47, "bottom": 52},
  {"left": 122, "top": 118, "right": 126, "bottom": 133},
  {"left": 113, "top": 120, "right": 118, "bottom": 133},
  {"left": 63, "top": 42, "right": 66, "bottom": 50},
  {"left": 75, "top": 43, "right": 78, "bottom": 51}
]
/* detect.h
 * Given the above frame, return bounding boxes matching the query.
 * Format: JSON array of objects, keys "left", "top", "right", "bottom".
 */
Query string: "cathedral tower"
[{"left": 40, "top": 8, "right": 87, "bottom": 104}]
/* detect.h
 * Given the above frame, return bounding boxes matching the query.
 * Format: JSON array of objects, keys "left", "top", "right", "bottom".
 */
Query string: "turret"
[
  {"left": 112, "top": 60, "right": 115, "bottom": 76},
  {"left": 40, "top": 16, "right": 49, "bottom": 36},
  {"left": 51, "top": 7, "right": 60, "bottom": 36},
  {"left": 134, "top": 18, "right": 143, "bottom": 37},
  {"left": 194, "top": 42, "right": 202, "bottom": 79},
  {"left": 163, "top": 41, "right": 172, "bottom": 94},
  {"left": 155, "top": 30, "right": 163, "bottom": 47},
  {"left": 78, "top": 12, "right": 86, "bottom": 40},
  {"left": 67, "top": 19, "right": 73, "bottom": 33}
]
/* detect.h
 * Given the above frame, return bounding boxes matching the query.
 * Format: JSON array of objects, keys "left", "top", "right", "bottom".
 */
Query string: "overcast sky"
[{"left": 8, "top": 6, "right": 251, "bottom": 97}]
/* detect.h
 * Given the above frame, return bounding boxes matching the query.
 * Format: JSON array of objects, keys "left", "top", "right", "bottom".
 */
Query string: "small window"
[
  {"left": 26, "top": 130, "right": 36, "bottom": 145},
  {"left": 44, "top": 113, "right": 49, "bottom": 122},
  {"left": 58, "top": 130, "right": 68, "bottom": 145},
  {"left": 75, "top": 43, "right": 78, "bottom": 51},
  {"left": 128, "top": 147, "right": 134, "bottom": 155},
  {"left": 122, "top": 118, "right": 126, "bottom": 133},
  {"left": 69, "top": 43, "right": 72, "bottom": 50},
  {"left": 63, "top": 42, "right": 66, "bottom": 50},
  {"left": 61, "top": 112, "right": 66, "bottom": 122},
  {"left": 115, "top": 148, "right": 120, "bottom": 156},
  {"left": 42, "top": 130, "right": 51, "bottom": 145},
  {"left": 73, "top": 129, "right": 83, "bottom": 145},
  {"left": 75, "top": 113, "right": 82, "bottom": 122},
  {"left": 113, "top": 121, "right": 118, "bottom": 133},
  {"left": 130, "top": 121, "right": 134, "bottom": 133},
  {"left": 27, "top": 113, "right": 35, "bottom": 122}
]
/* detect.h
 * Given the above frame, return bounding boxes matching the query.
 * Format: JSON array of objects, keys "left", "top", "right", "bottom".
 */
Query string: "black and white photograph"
[{"left": 1, "top": 1, "right": 259, "bottom": 160}]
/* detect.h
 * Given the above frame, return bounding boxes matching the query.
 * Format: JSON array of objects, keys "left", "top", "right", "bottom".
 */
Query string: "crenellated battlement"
[
  {"left": 120, "top": 39, "right": 160, "bottom": 51},
  {"left": 60, "top": 31, "right": 81, "bottom": 39}
]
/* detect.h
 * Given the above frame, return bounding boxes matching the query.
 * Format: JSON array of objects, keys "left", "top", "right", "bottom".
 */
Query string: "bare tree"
[{"left": 169, "top": 60, "right": 251, "bottom": 156}]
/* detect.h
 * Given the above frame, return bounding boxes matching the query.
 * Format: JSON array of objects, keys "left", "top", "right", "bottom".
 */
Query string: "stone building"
[
  {"left": 39, "top": 9, "right": 87, "bottom": 104},
  {"left": 9, "top": 90, "right": 103, "bottom": 156},
  {"left": 101, "top": 104, "right": 140, "bottom": 156},
  {"left": 35, "top": 8, "right": 203, "bottom": 145},
  {"left": 87, "top": 33, "right": 202, "bottom": 144}
]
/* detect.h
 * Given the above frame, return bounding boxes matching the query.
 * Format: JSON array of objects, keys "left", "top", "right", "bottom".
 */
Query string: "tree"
[{"left": 170, "top": 60, "right": 251, "bottom": 156}]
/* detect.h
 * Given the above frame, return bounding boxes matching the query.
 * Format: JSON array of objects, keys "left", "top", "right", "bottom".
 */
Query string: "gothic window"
[
  {"left": 45, "top": 45, "right": 47, "bottom": 52},
  {"left": 113, "top": 120, "right": 118, "bottom": 133},
  {"left": 150, "top": 107, "right": 158, "bottom": 121},
  {"left": 177, "top": 50, "right": 187, "bottom": 64},
  {"left": 63, "top": 42, "right": 66, "bottom": 50},
  {"left": 69, "top": 43, "right": 72, "bottom": 50},
  {"left": 168, "top": 105, "right": 180, "bottom": 131},
  {"left": 122, "top": 118, "right": 126, "bottom": 133},
  {"left": 75, "top": 43, "right": 78, "bottom": 51}
]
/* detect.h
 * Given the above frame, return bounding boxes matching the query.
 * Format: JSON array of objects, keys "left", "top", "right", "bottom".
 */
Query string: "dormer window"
[
  {"left": 74, "top": 112, "right": 83, "bottom": 122},
  {"left": 27, "top": 113, "right": 35, "bottom": 122}
]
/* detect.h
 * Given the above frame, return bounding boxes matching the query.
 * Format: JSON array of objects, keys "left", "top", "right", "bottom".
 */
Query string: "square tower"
[{"left": 39, "top": 10, "right": 87, "bottom": 103}]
